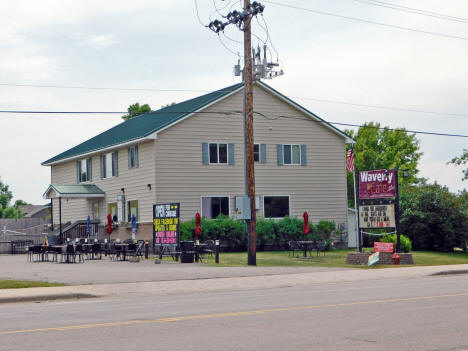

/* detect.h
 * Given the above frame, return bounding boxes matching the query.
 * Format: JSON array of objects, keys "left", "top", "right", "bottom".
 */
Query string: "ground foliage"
[
  {"left": 399, "top": 182, "right": 468, "bottom": 252},
  {"left": 180, "top": 216, "right": 338, "bottom": 251}
]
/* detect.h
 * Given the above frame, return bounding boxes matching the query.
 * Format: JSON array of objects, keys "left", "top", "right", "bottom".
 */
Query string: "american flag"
[{"left": 346, "top": 145, "right": 355, "bottom": 172}]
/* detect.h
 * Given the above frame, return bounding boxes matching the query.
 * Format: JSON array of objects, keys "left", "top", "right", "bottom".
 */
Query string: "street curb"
[
  {"left": 0, "top": 292, "right": 98, "bottom": 304},
  {"left": 430, "top": 269, "right": 468, "bottom": 276}
]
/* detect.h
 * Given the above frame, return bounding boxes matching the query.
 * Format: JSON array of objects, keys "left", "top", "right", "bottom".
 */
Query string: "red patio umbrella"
[
  {"left": 302, "top": 211, "right": 310, "bottom": 235},
  {"left": 195, "top": 212, "right": 202, "bottom": 237},
  {"left": 106, "top": 214, "right": 113, "bottom": 236}
]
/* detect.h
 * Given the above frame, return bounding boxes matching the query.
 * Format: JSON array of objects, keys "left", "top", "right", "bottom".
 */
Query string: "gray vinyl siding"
[
  {"left": 50, "top": 141, "right": 156, "bottom": 224},
  {"left": 154, "top": 85, "right": 348, "bottom": 226}
]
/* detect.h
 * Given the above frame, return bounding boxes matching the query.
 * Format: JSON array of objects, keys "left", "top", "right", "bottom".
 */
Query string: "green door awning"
[{"left": 43, "top": 184, "right": 105, "bottom": 199}]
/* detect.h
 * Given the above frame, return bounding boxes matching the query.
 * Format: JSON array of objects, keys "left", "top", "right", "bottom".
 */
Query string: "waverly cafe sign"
[{"left": 359, "top": 169, "right": 396, "bottom": 199}]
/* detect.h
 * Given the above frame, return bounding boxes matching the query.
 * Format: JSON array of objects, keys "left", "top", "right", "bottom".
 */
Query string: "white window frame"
[
  {"left": 78, "top": 158, "right": 91, "bottom": 183},
  {"left": 128, "top": 145, "right": 139, "bottom": 169},
  {"left": 263, "top": 195, "right": 291, "bottom": 219},
  {"left": 253, "top": 143, "right": 260, "bottom": 162},
  {"left": 282, "top": 144, "right": 301, "bottom": 165},
  {"left": 200, "top": 195, "right": 231, "bottom": 219},
  {"left": 107, "top": 202, "right": 118, "bottom": 221},
  {"left": 126, "top": 199, "right": 139, "bottom": 222},
  {"left": 209, "top": 143, "right": 228, "bottom": 165},
  {"left": 102, "top": 152, "right": 117, "bottom": 179}
]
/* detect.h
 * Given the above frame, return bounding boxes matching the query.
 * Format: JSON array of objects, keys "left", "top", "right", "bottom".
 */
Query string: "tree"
[
  {"left": 448, "top": 149, "right": 468, "bottom": 181},
  {"left": 399, "top": 182, "right": 468, "bottom": 251},
  {"left": 0, "top": 179, "right": 13, "bottom": 210},
  {"left": 161, "top": 102, "right": 176, "bottom": 108},
  {"left": 345, "top": 122, "right": 423, "bottom": 207},
  {"left": 0, "top": 178, "right": 26, "bottom": 219},
  {"left": 121, "top": 103, "right": 151, "bottom": 121}
]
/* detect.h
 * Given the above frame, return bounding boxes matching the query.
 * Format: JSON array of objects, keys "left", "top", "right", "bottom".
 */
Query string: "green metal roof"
[
  {"left": 43, "top": 184, "right": 105, "bottom": 199},
  {"left": 42, "top": 83, "right": 244, "bottom": 165}
]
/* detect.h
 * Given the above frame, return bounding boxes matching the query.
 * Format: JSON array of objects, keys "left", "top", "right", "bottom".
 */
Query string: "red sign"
[
  {"left": 374, "top": 242, "right": 394, "bottom": 253},
  {"left": 359, "top": 169, "right": 396, "bottom": 199}
]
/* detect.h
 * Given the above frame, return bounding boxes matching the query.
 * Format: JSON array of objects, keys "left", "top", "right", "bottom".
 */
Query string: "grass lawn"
[
  {"left": 0, "top": 280, "right": 64, "bottom": 289},
  {"left": 199, "top": 250, "right": 468, "bottom": 268}
]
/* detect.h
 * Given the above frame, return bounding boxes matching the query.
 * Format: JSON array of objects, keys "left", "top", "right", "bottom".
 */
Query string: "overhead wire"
[
  {"left": 262, "top": 0, "right": 468, "bottom": 41},
  {"left": 0, "top": 109, "right": 466, "bottom": 137},
  {"left": 2, "top": 82, "right": 468, "bottom": 118},
  {"left": 351, "top": 0, "right": 468, "bottom": 24}
]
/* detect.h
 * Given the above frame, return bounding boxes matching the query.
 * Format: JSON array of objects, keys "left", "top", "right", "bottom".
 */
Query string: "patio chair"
[
  {"left": 316, "top": 241, "right": 327, "bottom": 256},
  {"left": 201, "top": 240, "right": 216, "bottom": 258},
  {"left": 62, "top": 244, "right": 76, "bottom": 263},
  {"left": 74, "top": 244, "right": 85, "bottom": 263},
  {"left": 288, "top": 240, "right": 301, "bottom": 257},
  {"left": 127, "top": 243, "right": 137, "bottom": 257},
  {"left": 92, "top": 243, "right": 102, "bottom": 260}
]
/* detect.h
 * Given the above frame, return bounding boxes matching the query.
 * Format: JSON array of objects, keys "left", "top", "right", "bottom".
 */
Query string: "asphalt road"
[{"left": 1, "top": 274, "right": 468, "bottom": 351}]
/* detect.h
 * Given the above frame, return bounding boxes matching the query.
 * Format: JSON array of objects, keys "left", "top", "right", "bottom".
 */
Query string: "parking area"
[{"left": 0, "top": 254, "right": 348, "bottom": 285}]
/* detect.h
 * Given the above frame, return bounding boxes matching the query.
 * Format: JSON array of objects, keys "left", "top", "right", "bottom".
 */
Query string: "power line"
[
  {"left": 352, "top": 0, "right": 468, "bottom": 24},
  {"left": 1, "top": 109, "right": 466, "bottom": 137},
  {"left": 262, "top": 0, "right": 468, "bottom": 41},
  {"left": 1, "top": 82, "right": 468, "bottom": 118}
]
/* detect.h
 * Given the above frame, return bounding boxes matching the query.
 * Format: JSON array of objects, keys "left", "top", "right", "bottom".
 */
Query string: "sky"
[{"left": 0, "top": 0, "right": 467, "bottom": 205}]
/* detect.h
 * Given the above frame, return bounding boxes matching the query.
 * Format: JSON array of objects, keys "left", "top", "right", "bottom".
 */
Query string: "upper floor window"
[
  {"left": 277, "top": 144, "right": 307, "bottom": 166},
  {"left": 202, "top": 142, "right": 235, "bottom": 165},
  {"left": 253, "top": 143, "right": 267, "bottom": 163},
  {"left": 76, "top": 158, "right": 92, "bottom": 183},
  {"left": 100, "top": 151, "right": 118, "bottom": 179},
  {"left": 128, "top": 145, "right": 139, "bottom": 169}
]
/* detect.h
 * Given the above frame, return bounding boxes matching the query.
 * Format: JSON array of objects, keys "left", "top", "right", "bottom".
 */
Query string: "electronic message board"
[
  {"left": 153, "top": 203, "right": 180, "bottom": 246},
  {"left": 359, "top": 203, "right": 396, "bottom": 229}
]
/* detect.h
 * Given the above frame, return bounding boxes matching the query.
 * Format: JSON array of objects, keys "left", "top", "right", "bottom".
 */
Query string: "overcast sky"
[{"left": 1, "top": 0, "right": 467, "bottom": 205}]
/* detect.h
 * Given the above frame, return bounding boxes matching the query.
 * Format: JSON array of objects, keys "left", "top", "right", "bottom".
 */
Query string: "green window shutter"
[
  {"left": 76, "top": 161, "right": 81, "bottom": 183},
  {"left": 301, "top": 144, "right": 307, "bottom": 166},
  {"left": 127, "top": 148, "right": 131, "bottom": 169},
  {"left": 202, "top": 143, "right": 209, "bottom": 165},
  {"left": 135, "top": 145, "right": 139, "bottom": 168},
  {"left": 87, "top": 158, "right": 92, "bottom": 181},
  {"left": 277, "top": 144, "right": 283, "bottom": 165},
  {"left": 260, "top": 144, "right": 267, "bottom": 164},
  {"left": 112, "top": 151, "right": 118, "bottom": 177},
  {"left": 100, "top": 155, "right": 105, "bottom": 179},
  {"left": 228, "top": 143, "right": 235, "bottom": 165}
]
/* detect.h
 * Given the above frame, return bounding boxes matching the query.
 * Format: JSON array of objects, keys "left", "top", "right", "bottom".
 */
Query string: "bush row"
[{"left": 179, "top": 216, "right": 337, "bottom": 251}]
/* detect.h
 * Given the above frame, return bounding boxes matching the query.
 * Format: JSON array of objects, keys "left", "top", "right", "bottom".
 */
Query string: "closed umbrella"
[
  {"left": 106, "top": 214, "right": 113, "bottom": 238},
  {"left": 86, "top": 215, "right": 91, "bottom": 241},
  {"left": 302, "top": 211, "right": 310, "bottom": 235},
  {"left": 195, "top": 212, "right": 202, "bottom": 237},
  {"left": 131, "top": 214, "right": 137, "bottom": 240}
]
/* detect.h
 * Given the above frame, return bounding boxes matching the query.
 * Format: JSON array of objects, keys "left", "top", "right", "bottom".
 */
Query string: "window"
[
  {"left": 108, "top": 203, "right": 117, "bottom": 222},
  {"left": 254, "top": 144, "right": 259, "bottom": 162},
  {"left": 100, "top": 151, "right": 118, "bottom": 179},
  {"left": 201, "top": 196, "right": 229, "bottom": 219},
  {"left": 277, "top": 144, "right": 306, "bottom": 166},
  {"left": 127, "top": 200, "right": 139, "bottom": 222},
  {"left": 128, "top": 145, "right": 139, "bottom": 169},
  {"left": 264, "top": 196, "right": 290, "bottom": 218},
  {"left": 209, "top": 143, "right": 228, "bottom": 164},
  {"left": 202, "top": 142, "right": 234, "bottom": 165},
  {"left": 76, "top": 158, "right": 92, "bottom": 183},
  {"left": 283, "top": 144, "right": 301, "bottom": 165}
]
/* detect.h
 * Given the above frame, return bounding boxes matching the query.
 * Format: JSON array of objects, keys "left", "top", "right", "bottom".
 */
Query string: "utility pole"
[
  {"left": 243, "top": 0, "right": 256, "bottom": 266},
  {"left": 207, "top": 0, "right": 271, "bottom": 266}
]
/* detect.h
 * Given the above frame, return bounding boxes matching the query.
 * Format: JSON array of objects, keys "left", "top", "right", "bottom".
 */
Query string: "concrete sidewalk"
[{"left": 1, "top": 264, "right": 468, "bottom": 304}]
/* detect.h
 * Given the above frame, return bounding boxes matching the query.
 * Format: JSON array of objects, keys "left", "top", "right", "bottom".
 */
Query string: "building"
[{"left": 42, "top": 81, "right": 353, "bottom": 241}]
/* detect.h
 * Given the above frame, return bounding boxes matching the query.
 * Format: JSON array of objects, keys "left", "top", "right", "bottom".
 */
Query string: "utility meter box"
[{"left": 236, "top": 196, "right": 251, "bottom": 220}]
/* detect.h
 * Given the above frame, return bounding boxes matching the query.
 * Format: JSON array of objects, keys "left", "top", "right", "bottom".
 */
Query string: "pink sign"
[
  {"left": 359, "top": 169, "right": 396, "bottom": 199},
  {"left": 374, "top": 242, "right": 394, "bottom": 253}
]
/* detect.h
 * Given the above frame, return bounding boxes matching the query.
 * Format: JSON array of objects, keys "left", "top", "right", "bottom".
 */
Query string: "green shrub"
[
  {"left": 380, "top": 234, "right": 412, "bottom": 253},
  {"left": 316, "top": 220, "right": 336, "bottom": 240},
  {"left": 276, "top": 216, "right": 303, "bottom": 241},
  {"left": 256, "top": 218, "right": 277, "bottom": 249}
]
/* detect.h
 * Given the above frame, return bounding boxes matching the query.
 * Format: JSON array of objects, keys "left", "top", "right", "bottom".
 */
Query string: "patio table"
[{"left": 297, "top": 241, "right": 315, "bottom": 258}]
